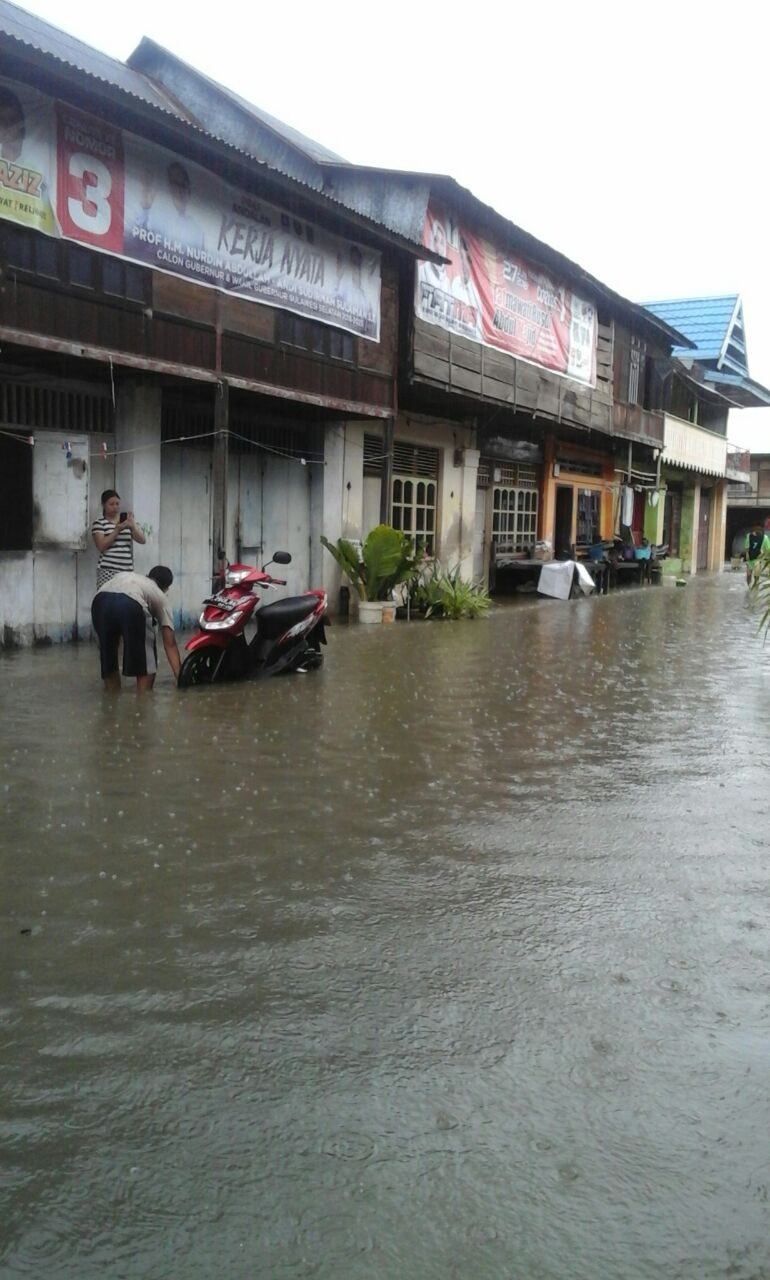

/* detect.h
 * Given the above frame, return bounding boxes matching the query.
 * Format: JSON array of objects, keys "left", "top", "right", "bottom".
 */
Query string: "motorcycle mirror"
[{"left": 271, "top": 551, "right": 292, "bottom": 565}]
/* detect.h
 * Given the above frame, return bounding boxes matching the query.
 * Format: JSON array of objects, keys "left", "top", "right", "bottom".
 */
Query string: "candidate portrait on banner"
[
  {"left": 127, "top": 154, "right": 206, "bottom": 261},
  {"left": 0, "top": 77, "right": 55, "bottom": 235}
]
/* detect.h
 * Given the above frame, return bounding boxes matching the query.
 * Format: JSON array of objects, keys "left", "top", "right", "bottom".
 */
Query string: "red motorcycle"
[{"left": 177, "top": 552, "right": 328, "bottom": 688}]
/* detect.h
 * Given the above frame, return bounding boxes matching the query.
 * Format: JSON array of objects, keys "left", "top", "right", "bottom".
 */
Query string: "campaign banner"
[
  {"left": 0, "top": 75, "right": 380, "bottom": 341},
  {"left": 415, "top": 201, "right": 596, "bottom": 387},
  {"left": 0, "top": 79, "right": 55, "bottom": 235}
]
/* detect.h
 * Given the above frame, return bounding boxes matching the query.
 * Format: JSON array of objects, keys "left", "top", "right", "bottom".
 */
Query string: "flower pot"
[
  {"left": 380, "top": 601, "right": 396, "bottom": 625},
  {"left": 357, "top": 600, "right": 383, "bottom": 625}
]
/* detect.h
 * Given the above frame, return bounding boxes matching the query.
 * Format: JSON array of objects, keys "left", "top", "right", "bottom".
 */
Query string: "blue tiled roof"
[{"left": 644, "top": 295, "right": 739, "bottom": 363}]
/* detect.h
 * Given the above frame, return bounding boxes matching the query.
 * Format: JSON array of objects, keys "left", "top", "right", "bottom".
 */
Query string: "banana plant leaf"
[
  {"left": 321, "top": 526, "right": 422, "bottom": 602},
  {"left": 361, "top": 525, "right": 420, "bottom": 601},
  {"left": 320, "top": 535, "right": 367, "bottom": 599}
]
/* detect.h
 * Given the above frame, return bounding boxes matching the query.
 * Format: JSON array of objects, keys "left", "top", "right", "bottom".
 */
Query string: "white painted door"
[
  {"left": 228, "top": 452, "right": 312, "bottom": 597},
  {"left": 160, "top": 446, "right": 212, "bottom": 626}
]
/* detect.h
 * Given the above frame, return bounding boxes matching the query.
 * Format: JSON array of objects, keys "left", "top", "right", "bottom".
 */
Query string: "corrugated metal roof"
[
  {"left": 119, "top": 44, "right": 698, "bottom": 344},
  {"left": 185, "top": 67, "right": 347, "bottom": 167},
  {"left": 644, "top": 295, "right": 739, "bottom": 361},
  {"left": 0, "top": 0, "right": 193, "bottom": 119},
  {"left": 0, "top": 2, "right": 713, "bottom": 351},
  {"left": 0, "top": 2, "right": 437, "bottom": 260},
  {"left": 127, "top": 38, "right": 338, "bottom": 195},
  {"left": 428, "top": 176, "right": 694, "bottom": 349}
]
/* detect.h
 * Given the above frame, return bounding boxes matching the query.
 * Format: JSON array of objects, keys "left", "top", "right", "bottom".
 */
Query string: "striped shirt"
[{"left": 92, "top": 517, "right": 134, "bottom": 588}]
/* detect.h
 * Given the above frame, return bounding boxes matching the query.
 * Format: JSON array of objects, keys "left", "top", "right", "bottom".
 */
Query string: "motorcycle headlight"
[
  {"left": 200, "top": 611, "right": 243, "bottom": 630},
  {"left": 225, "top": 568, "right": 251, "bottom": 585}
]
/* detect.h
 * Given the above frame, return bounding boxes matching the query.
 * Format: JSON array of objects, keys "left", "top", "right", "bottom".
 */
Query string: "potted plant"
[{"left": 321, "top": 525, "right": 422, "bottom": 624}]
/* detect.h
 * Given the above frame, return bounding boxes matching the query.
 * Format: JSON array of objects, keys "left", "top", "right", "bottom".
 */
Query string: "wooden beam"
[{"left": 0, "top": 326, "right": 394, "bottom": 418}]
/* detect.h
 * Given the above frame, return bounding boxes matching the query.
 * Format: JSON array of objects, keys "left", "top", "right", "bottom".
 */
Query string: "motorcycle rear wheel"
[{"left": 178, "top": 648, "right": 226, "bottom": 688}]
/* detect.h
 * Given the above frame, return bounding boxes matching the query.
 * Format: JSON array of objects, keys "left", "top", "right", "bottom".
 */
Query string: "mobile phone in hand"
[{"left": 120, "top": 512, "right": 128, "bottom": 522}]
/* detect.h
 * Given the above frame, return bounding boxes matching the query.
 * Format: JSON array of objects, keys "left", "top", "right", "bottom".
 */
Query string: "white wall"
[
  {"left": 395, "top": 414, "right": 478, "bottom": 577},
  {"left": 1, "top": 401, "right": 479, "bottom": 644},
  {"left": 317, "top": 413, "right": 479, "bottom": 612},
  {"left": 1, "top": 436, "right": 115, "bottom": 646}
]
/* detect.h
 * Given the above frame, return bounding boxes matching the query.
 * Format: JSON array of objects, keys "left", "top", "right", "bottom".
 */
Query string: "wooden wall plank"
[{"left": 153, "top": 273, "right": 218, "bottom": 326}]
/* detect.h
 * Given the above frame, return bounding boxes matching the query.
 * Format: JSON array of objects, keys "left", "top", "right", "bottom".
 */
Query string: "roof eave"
[
  {"left": 704, "top": 372, "right": 770, "bottom": 409},
  {"left": 1, "top": 28, "right": 438, "bottom": 263},
  {"left": 305, "top": 162, "right": 697, "bottom": 348},
  {"left": 429, "top": 176, "right": 695, "bottom": 349}
]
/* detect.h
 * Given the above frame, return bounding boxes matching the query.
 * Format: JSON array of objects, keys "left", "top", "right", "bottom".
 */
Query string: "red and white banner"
[
  {"left": 56, "top": 103, "right": 124, "bottom": 254},
  {"left": 0, "top": 75, "right": 381, "bottom": 341},
  {"left": 415, "top": 201, "right": 596, "bottom": 387}
]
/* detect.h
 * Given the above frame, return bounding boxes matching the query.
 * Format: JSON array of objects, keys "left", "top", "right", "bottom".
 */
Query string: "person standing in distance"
[
  {"left": 744, "top": 522, "right": 770, "bottom": 586},
  {"left": 91, "top": 565, "right": 181, "bottom": 692},
  {"left": 92, "top": 489, "right": 145, "bottom": 588}
]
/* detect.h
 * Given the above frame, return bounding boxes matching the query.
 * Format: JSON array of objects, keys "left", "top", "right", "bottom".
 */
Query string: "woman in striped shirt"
[{"left": 91, "top": 489, "right": 146, "bottom": 588}]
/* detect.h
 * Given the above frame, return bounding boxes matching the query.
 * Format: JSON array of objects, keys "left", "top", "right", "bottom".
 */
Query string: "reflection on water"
[{"left": 2, "top": 575, "right": 770, "bottom": 1279}]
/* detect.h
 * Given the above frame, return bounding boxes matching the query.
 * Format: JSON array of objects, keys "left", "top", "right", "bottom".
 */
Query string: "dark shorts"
[{"left": 91, "top": 592, "right": 157, "bottom": 678}]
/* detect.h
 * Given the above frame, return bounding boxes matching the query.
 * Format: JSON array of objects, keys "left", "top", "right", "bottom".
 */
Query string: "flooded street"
[{"left": 2, "top": 573, "right": 770, "bottom": 1280}]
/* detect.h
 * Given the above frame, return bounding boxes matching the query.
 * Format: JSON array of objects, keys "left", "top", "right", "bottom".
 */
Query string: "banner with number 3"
[{"left": 56, "top": 102, "right": 124, "bottom": 254}]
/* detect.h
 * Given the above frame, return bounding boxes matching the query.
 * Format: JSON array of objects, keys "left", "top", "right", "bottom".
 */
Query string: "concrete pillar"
[
  {"left": 541, "top": 434, "right": 556, "bottom": 544},
  {"left": 114, "top": 383, "right": 162, "bottom": 575},
  {"left": 457, "top": 447, "right": 480, "bottom": 577}
]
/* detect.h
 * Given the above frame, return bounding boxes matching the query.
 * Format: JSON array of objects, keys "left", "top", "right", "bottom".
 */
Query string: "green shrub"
[{"left": 412, "top": 562, "right": 491, "bottom": 620}]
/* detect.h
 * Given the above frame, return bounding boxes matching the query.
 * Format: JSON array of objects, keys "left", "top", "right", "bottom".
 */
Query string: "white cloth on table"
[
  {"left": 574, "top": 561, "right": 596, "bottom": 595},
  {"left": 536, "top": 560, "right": 596, "bottom": 600},
  {"left": 537, "top": 560, "right": 574, "bottom": 600}
]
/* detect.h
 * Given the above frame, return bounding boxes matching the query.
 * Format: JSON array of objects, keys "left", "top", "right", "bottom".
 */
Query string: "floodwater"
[{"left": 1, "top": 574, "right": 770, "bottom": 1280}]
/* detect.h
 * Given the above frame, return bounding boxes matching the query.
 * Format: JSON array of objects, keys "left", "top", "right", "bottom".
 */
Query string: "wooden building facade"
[{"left": 0, "top": 3, "right": 431, "bottom": 643}]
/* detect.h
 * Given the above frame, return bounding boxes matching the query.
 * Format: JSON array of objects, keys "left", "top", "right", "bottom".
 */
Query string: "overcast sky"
[{"left": 10, "top": 0, "right": 770, "bottom": 448}]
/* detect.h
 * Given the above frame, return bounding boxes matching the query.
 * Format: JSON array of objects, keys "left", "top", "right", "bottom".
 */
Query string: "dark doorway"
[
  {"left": 576, "top": 489, "right": 601, "bottom": 548},
  {"left": 0, "top": 431, "right": 33, "bottom": 551},
  {"left": 554, "top": 485, "right": 574, "bottom": 559}
]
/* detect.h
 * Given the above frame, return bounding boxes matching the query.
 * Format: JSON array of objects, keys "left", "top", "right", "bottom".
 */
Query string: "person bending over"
[{"left": 91, "top": 566, "right": 181, "bottom": 692}]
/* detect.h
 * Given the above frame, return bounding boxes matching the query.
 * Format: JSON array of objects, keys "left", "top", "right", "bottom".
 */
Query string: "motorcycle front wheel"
[{"left": 177, "top": 647, "right": 227, "bottom": 688}]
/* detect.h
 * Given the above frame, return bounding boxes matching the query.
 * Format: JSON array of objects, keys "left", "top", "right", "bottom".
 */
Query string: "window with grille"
[
  {"left": 479, "top": 459, "right": 538, "bottom": 489},
  {"left": 363, "top": 436, "right": 439, "bottom": 552},
  {"left": 492, "top": 486, "right": 538, "bottom": 551},
  {"left": 627, "top": 335, "right": 646, "bottom": 405},
  {"left": 392, "top": 477, "right": 436, "bottom": 553}
]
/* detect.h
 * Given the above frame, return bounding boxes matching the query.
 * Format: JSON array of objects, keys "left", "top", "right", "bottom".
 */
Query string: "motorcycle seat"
[{"left": 257, "top": 595, "right": 317, "bottom": 638}]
